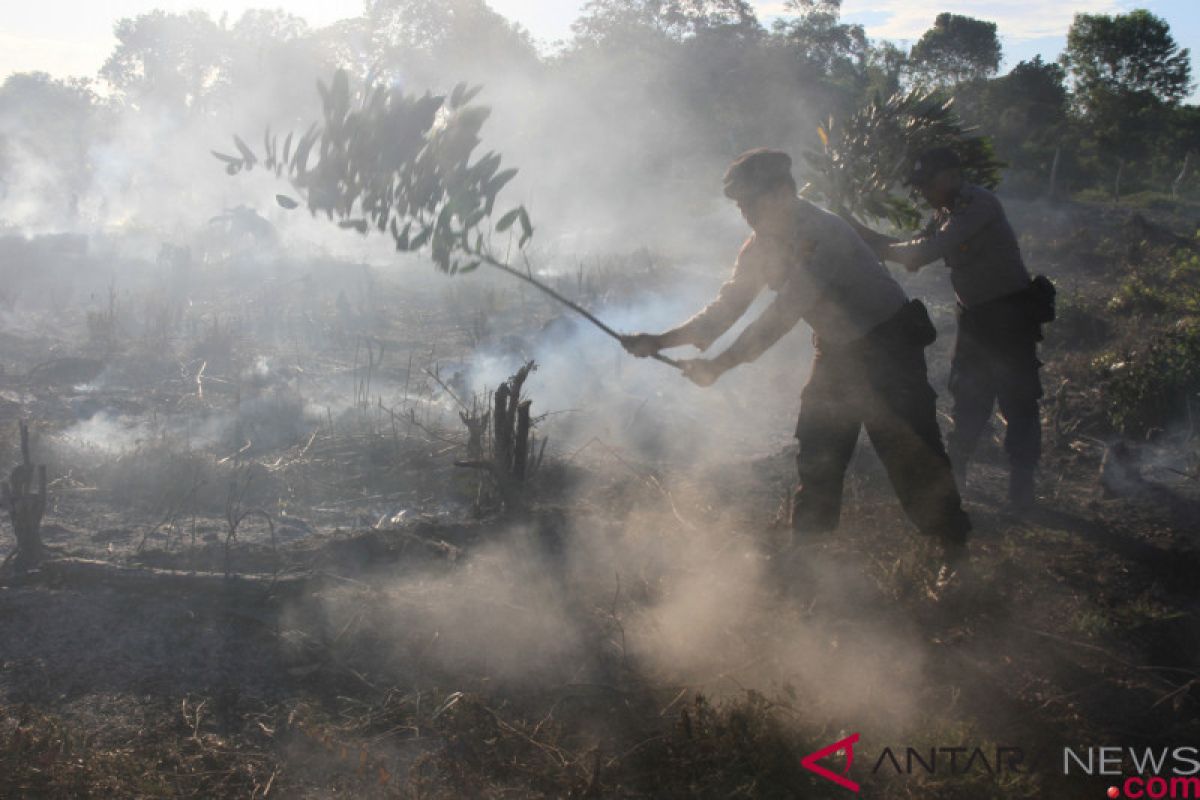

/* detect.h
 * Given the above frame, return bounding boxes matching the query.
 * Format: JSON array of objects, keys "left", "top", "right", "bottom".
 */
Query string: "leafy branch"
[
  {"left": 802, "top": 87, "right": 1004, "bottom": 229},
  {"left": 212, "top": 70, "right": 527, "bottom": 273},
  {"left": 213, "top": 69, "right": 679, "bottom": 369}
]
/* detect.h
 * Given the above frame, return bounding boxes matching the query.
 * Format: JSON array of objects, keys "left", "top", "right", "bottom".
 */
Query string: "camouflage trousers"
[{"left": 792, "top": 306, "right": 971, "bottom": 545}]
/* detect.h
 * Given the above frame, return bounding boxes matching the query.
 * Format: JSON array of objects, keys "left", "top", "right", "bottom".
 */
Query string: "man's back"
[
  {"left": 760, "top": 199, "right": 907, "bottom": 343},
  {"left": 895, "top": 184, "right": 1030, "bottom": 307}
]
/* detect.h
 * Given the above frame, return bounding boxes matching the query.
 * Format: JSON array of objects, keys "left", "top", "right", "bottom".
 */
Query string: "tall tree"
[
  {"left": 1062, "top": 10, "right": 1192, "bottom": 171},
  {"left": 909, "top": 13, "right": 1001, "bottom": 87},
  {"left": 100, "top": 10, "right": 230, "bottom": 116},
  {"left": 1062, "top": 9, "right": 1192, "bottom": 109},
  {"left": 774, "top": 0, "right": 866, "bottom": 76},
  {"left": 957, "top": 57, "right": 1070, "bottom": 191},
  {"left": 0, "top": 73, "right": 101, "bottom": 219},
  {"left": 571, "top": 0, "right": 758, "bottom": 46}
]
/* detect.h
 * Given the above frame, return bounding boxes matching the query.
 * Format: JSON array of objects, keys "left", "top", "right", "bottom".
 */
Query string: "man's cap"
[
  {"left": 906, "top": 147, "right": 962, "bottom": 187},
  {"left": 723, "top": 148, "right": 794, "bottom": 200}
]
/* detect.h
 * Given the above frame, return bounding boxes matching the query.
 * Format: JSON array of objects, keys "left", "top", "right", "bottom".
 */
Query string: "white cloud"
[{"left": 801, "top": 0, "right": 1124, "bottom": 42}]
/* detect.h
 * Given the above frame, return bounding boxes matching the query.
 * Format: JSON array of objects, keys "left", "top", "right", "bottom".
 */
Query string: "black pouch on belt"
[
  {"left": 873, "top": 299, "right": 937, "bottom": 348},
  {"left": 1028, "top": 275, "right": 1056, "bottom": 323},
  {"left": 900, "top": 298, "right": 937, "bottom": 347}
]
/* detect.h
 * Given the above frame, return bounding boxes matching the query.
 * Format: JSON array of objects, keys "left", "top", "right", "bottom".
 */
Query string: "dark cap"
[
  {"left": 906, "top": 147, "right": 961, "bottom": 187},
  {"left": 723, "top": 148, "right": 794, "bottom": 201}
]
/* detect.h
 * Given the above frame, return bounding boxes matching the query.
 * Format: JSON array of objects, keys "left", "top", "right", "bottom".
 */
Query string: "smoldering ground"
[
  {"left": 279, "top": 275, "right": 943, "bottom": 746},
  {"left": 291, "top": 491, "right": 934, "bottom": 733}
]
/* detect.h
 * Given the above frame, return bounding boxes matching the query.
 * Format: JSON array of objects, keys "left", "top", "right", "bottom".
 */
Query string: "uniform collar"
[{"left": 936, "top": 184, "right": 974, "bottom": 215}]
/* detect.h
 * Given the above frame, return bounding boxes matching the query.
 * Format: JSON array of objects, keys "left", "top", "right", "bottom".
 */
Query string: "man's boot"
[
  {"left": 788, "top": 487, "right": 838, "bottom": 540},
  {"left": 1008, "top": 466, "right": 1035, "bottom": 510}
]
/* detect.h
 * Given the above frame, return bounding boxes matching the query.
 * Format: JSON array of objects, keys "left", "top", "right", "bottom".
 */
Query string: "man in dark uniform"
[
  {"left": 851, "top": 147, "right": 1047, "bottom": 508},
  {"left": 621, "top": 148, "right": 972, "bottom": 555}
]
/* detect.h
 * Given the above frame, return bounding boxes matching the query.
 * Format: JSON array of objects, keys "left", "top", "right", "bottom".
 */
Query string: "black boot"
[{"left": 1008, "top": 467, "right": 1035, "bottom": 510}]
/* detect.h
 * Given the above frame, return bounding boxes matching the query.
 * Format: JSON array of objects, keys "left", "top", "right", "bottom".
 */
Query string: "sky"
[{"left": 1, "top": 0, "right": 1198, "bottom": 98}]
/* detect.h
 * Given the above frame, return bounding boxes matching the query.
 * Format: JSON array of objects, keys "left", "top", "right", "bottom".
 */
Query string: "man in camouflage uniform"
[
  {"left": 852, "top": 147, "right": 1047, "bottom": 508},
  {"left": 622, "top": 148, "right": 972, "bottom": 554}
]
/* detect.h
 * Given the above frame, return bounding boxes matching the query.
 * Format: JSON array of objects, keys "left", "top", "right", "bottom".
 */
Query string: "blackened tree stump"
[{"left": 3, "top": 421, "right": 47, "bottom": 572}]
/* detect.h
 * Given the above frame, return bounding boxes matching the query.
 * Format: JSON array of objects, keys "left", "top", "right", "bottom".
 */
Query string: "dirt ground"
[{"left": 1, "top": 199, "right": 1199, "bottom": 798}]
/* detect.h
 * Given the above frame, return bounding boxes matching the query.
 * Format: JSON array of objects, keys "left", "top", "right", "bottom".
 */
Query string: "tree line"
[{"left": 1, "top": 0, "right": 1196, "bottom": 230}]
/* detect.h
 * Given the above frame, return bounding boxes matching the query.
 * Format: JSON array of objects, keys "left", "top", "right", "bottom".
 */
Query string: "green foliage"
[
  {"left": 362, "top": 0, "right": 539, "bottom": 80},
  {"left": 1063, "top": 9, "right": 1192, "bottom": 108},
  {"left": 1046, "top": 292, "right": 1110, "bottom": 350},
  {"left": 101, "top": 10, "right": 229, "bottom": 114},
  {"left": 909, "top": 13, "right": 1002, "bottom": 87},
  {"left": 571, "top": 0, "right": 760, "bottom": 45},
  {"left": 214, "top": 69, "right": 530, "bottom": 273},
  {"left": 774, "top": 0, "right": 866, "bottom": 75},
  {"left": 0, "top": 73, "right": 100, "bottom": 213},
  {"left": 1103, "top": 320, "right": 1200, "bottom": 435},
  {"left": 802, "top": 87, "right": 1003, "bottom": 228},
  {"left": 1106, "top": 274, "right": 1169, "bottom": 315},
  {"left": 1061, "top": 10, "right": 1192, "bottom": 166},
  {"left": 1107, "top": 245, "right": 1200, "bottom": 316}
]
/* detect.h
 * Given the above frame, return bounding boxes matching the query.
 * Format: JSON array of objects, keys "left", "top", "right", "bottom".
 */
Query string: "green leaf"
[
  {"left": 486, "top": 168, "right": 518, "bottom": 197},
  {"left": 460, "top": 85, "right": 483, "bottom": 107},
  {"left": 495, "top": 208, "right": 521, "bottom": 232},
  {"left": 517, "top": 207, "right": 533, "bottom": 247},
  {"left": 410, "top": 225, "right": 432, "bottom": 250},
  {"left": 233, "top": 135, "right": 257, "bottom": 168},
  {"left": 264, "top": 126, "right": 275, "bottom": 169},
  {"left": 391, "top": 219, "right": 412, "bottom": 250},
  {"left": 436, "top": 202, "right": 455, "bottom": 231},
  {"left": 292, "top": 124, "right": 319, "bottom": 176}
]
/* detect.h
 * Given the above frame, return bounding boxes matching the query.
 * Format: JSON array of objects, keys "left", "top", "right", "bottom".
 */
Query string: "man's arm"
[
  {"left": 682, "top": 287, "right": 807, "bottom": 386},
  {"left": 712, "top": 293, "right": 806, "bottom": 371},
  {"left": 885, "top": 193, "right": 998, "bottom": 271},
  {"left": 622, "top": 239, "right": 765, "bottom": 357},
  {"left": 838, "top": 211, "right": 899, "bottom": 260}
]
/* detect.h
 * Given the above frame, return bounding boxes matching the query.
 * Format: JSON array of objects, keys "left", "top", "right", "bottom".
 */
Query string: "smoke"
[
  {"left": 1, "top": 0, "right": 943, "bottom": 754},
  {"left": 304, "top": 484, "right": 929, "bottom": 734},
  {"left": 460, "top": 274, "right": 814, "bottom": 465}
]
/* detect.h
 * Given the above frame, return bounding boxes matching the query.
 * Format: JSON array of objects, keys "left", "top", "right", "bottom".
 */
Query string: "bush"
[
  {"left": 1107, "top": 246, "right": 1200, "bottom": 316},
  {"left": 1103, "top": 321, "right": 1200, "bottom": 435},
  {"left": 1046, "top": 293, "right": 1110, "bottom": 349}
]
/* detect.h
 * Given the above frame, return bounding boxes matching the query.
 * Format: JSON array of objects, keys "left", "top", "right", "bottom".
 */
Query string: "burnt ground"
[{"left": 1, "top": 200, "right": 1199, "bottom": 798}]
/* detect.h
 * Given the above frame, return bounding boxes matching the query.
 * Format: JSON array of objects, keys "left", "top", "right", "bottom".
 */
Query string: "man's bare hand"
[
  {"left": 679, "top": 358, "right": 722, "bottom": 387},
  {"left": 620, "top": 333, "right": 665, "bottom": 358}
]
